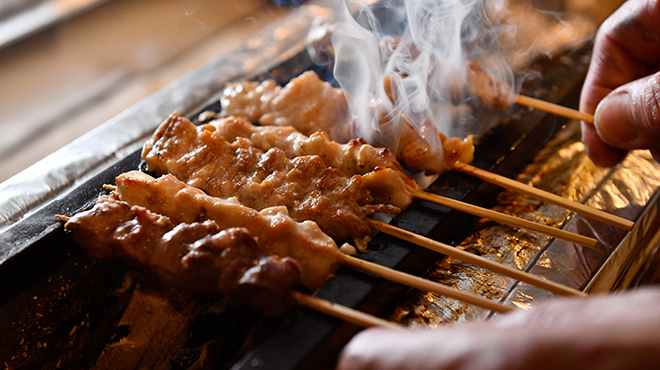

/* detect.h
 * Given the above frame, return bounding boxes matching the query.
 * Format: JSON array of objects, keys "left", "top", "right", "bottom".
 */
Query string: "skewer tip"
[{"left": 55, "top": 214, "right": 71, "bottom": 222}]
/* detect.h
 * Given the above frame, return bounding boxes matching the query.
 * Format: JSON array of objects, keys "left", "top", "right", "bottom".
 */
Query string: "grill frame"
[{"left": 0, "top": 38, "right": 603, "bottom": 369}]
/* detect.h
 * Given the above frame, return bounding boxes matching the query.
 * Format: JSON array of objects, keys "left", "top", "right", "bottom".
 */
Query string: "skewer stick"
[
  {"left": 408, "top": 187, "right": 598, "bottom": 248},
  {"left": 293, "top": 291, "right": 402, "bottom": 329},
  {"left": 515, "top": 94, "right": 594, "bottom": 124},
  {"left": 340, "top": 254, "right": 514, "bottom": 314},
  {"left": 453, "top": 162, "right": 634, "bottom": 231},
  {"left": 369, "top": 219, "right": 587, "bottom": 298},
  {"left": 55, "top": 215, "right": 70, "bottom": 222}
]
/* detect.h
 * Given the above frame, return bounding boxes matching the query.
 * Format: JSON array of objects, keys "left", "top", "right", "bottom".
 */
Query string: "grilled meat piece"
[
  {"left": 200, "top": 114, "right": 418, "bottom": 209},
  {"left": 463, "top": 61, "right": 513, "bottom": 112},
  {"left": 114, "top": 171, "right": 344, "bottom": 290},
  {"left": 221, "top": 70, "right": 354, "bottom": 143},
  {"left": 142, "top": 113, "right": 400, "bottom": 250},
  {"left": 64, "top": 193, "right": 301, "bottom": 316}
]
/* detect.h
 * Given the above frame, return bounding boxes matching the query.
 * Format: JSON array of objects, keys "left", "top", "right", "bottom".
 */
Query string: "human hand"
[
  {"left": 580, "top": 0, "right": 660, "bottom": 167},
  {"left": 337, "top": 288, "right": 660, "bottom": 370}
]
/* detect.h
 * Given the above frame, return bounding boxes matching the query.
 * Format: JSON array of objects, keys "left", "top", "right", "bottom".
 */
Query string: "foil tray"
[{"left": 1, "top": 4, "right": 657, "bottom": 370}]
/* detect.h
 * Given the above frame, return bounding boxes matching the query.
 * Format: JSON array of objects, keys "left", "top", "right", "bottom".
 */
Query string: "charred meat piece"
[
  {"left": 64, "top": 193, "right": 301, "bottom": 316},
  {"left": 142, "top": 113, "right": 399, "bottom": 250}
]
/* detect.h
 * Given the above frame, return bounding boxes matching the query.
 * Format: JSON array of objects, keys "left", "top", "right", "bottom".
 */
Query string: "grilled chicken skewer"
[
  {"left": 217, "top": 70, "right": 631, "bottom": 230},
  {"left": 201, "top": 112, "right": 625, "bottom": 237},
  {"left": 142, "top": 112, "right": 400, "bottom": 252},
  {"left": 219, "top": 67, "right": 593, "bottom": 173},
  {"left": 145, "top": 112, "right": 597, "bottom": 248},
  {"left": 220, "top": 71, "right": 475, "bottom": 175},
  {"left": 96, "top": 179, "right": 585, "bottom": 296},
  {"left": 59, "top": 202, "right": 399, "bottom": 328}
]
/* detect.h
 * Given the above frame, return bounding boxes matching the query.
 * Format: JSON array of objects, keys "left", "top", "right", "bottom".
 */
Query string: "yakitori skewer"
[
  {"left": 89, "top": 176, "right": 517, "bottom": 315},
  {"left": 369, "top": 219, "right": 586, "bottom": 297},
  {"left": 60, "top": 214, "right": 403, "bottom": 327},
  {"left": 515, "top": 94, "right": 594, "bottom": 124},
  {"left": 293, "top": 292, "right": 401, "bottom": 329},
  {"left": 143, "top": 113, "right": 599, "bottom": 250},
  {"left": 453, "top": 162, "right": 634, "bottom": 231},
  {"left": 408, "top": 187, "right": 599, "bottom": 248}
]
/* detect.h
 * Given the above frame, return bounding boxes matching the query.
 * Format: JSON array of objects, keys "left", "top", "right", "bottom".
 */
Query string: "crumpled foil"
[{"left": 389, "top": 121, "right": 660, "bottom": 327}]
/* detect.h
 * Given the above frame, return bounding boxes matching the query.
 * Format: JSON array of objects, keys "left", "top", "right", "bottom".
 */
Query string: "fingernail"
[{"left": 594, "top": 92, "right": 637, "bottom": 144}]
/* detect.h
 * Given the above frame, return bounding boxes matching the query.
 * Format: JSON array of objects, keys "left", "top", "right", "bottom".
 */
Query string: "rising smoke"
[{"left": 331, "top": 0, "right": 516, "bottom": 147}]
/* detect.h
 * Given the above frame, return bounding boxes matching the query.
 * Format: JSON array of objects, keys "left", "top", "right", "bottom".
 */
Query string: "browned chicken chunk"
[{"left": 221, "top": 71, "right": 354, "bottom": 143}]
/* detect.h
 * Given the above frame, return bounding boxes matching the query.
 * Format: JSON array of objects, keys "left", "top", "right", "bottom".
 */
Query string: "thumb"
[{"left": 594, "top": 72, "right": 660, "bottom": 153}]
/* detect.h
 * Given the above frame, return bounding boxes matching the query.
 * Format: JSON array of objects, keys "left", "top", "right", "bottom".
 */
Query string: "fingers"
[
  {"left": 581, "top": 121, "right": 629, "bottom": 167},
  {"left": 593, "top": 72, "right": 660, "bottom": 153},
  {"left": 336, "top": 325, "right": 501, "bottom": 370},
  {"left": 337, "top": 289, "right": 660, "bottom": 370},
  {"left": 580, "top": 1, "right": 660, "bottom": 166},
  {"left": 580, "top": 1, "right": 660, "bottom": 114}
]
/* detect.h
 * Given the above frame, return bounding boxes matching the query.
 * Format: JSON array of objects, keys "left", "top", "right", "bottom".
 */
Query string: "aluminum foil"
[{"left": 389, "top": 120, "right": 660, "bottom": 327}]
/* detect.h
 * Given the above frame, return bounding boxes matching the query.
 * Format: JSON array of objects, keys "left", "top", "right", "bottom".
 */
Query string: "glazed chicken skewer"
[
  {"left": 218, "top": 71, "right": 630, "bottom": 231},
  {"left": 115, "top": 171, "right": 514, "bottom": 313},
  {"left": 144, "top": 112, "right": 597, "bottom": 248}
]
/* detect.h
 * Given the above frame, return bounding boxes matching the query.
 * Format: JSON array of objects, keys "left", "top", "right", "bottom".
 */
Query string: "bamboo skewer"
[
  {"left": 453, "top": 162, "right": 634, "bottom": 231},
  {"left": 293, "top": 291, "right": 401, "bottom": 329},
  {"left": 408, "top": 187, "right": 599, "bottom": 248},
  {"left": 515, "top": 94, "right": 594, "bottom": 124},
  {"left": 340, "top": 253, "right": 515, "bottom": 314},
  {"left": 369, "top": 219, "right": 587, "bottom": 297}
]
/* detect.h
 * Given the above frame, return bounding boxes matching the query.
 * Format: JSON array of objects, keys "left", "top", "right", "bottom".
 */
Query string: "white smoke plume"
[{"left": 330, "top": 0, "right": 516, "bottom": 148}]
